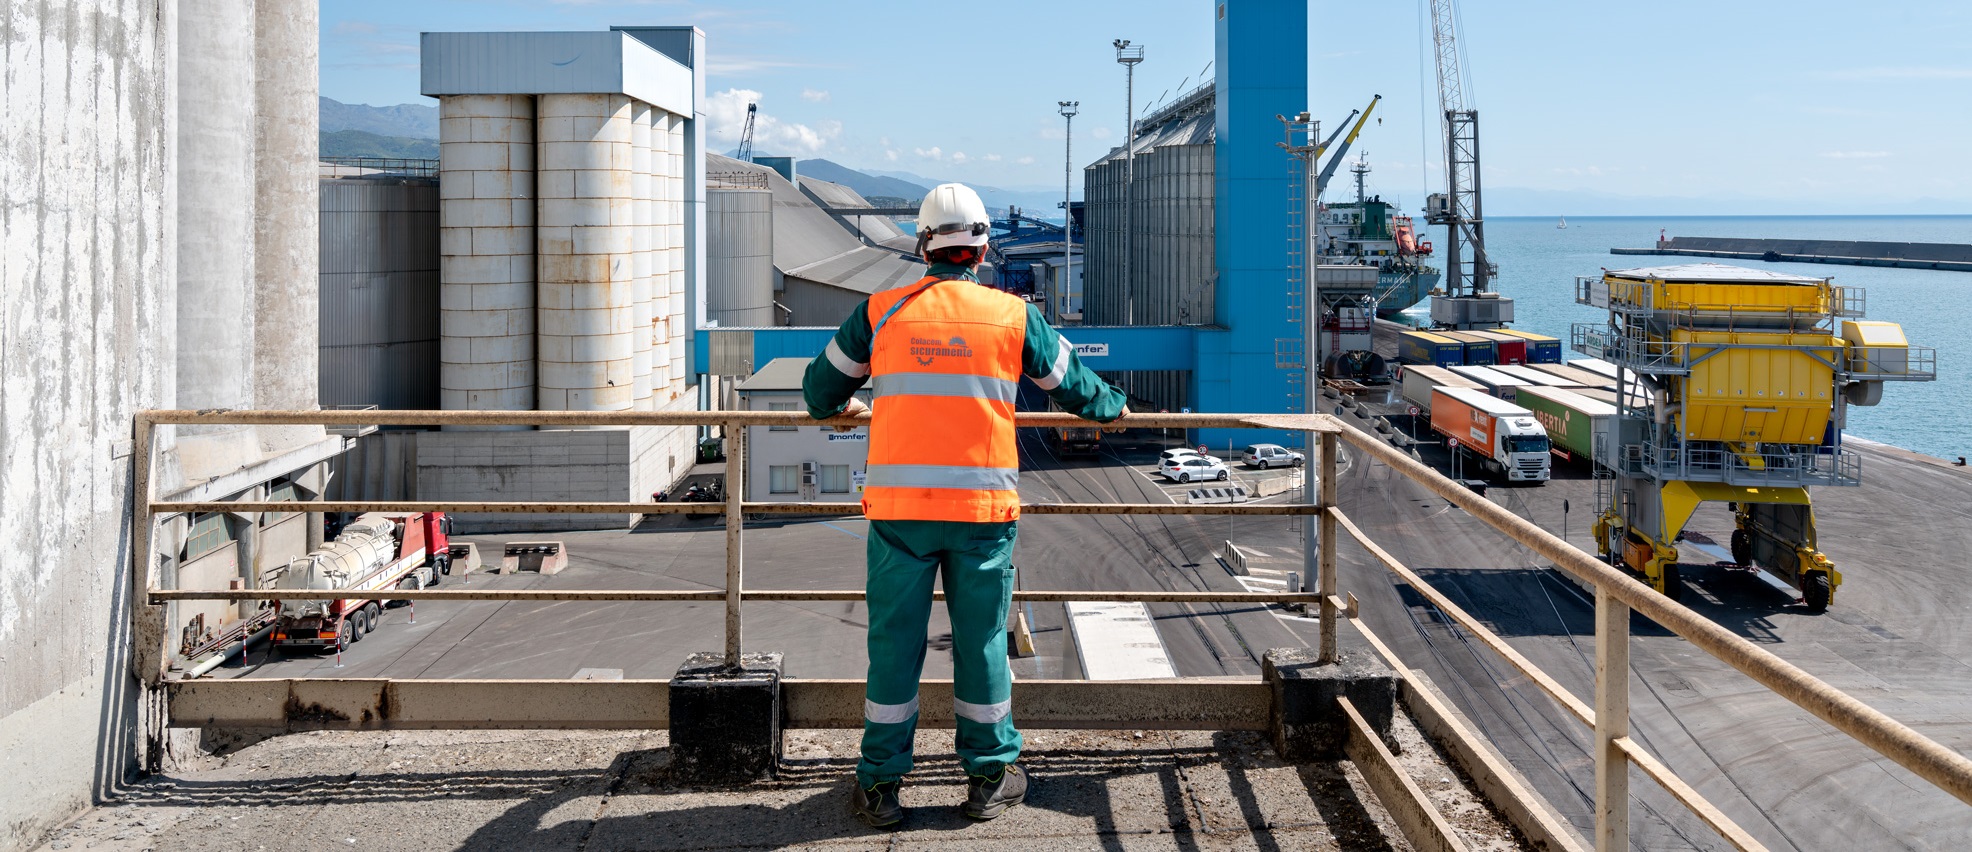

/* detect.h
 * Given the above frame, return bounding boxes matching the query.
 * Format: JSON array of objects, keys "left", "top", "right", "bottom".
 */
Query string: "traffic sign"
[
  {"left": 1198, "top": 445, "right": 1209, "bottom": 454},
  {"left": 1407, "top": 404, "right": 1421, "bottom": 417},
  {"left": 1181, "top": 407, "right": 1192, "bottom": 414}
]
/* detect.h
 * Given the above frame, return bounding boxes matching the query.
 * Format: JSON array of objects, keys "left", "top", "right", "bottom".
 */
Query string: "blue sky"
[{"left": 323, "top": 1, "right": 1972, "bottom": 213}]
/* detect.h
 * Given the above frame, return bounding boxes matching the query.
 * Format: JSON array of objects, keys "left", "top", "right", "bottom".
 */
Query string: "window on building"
[
  {"left": 183, "top": 513, "right": 233, "bottom": 561},
  {"left": 769, "top": 465, "right": 800, "bottom": 494},
  {"left": 768, "top": 401, "right": 798, "bottom": 431},
  {"left": 820, "top": 464, "right": 851, "bottom": 494}
]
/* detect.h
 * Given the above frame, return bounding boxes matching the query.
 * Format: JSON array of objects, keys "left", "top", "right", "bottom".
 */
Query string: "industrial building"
[{"left": 734, "top": 358, "right": 871, "bottom": 505}]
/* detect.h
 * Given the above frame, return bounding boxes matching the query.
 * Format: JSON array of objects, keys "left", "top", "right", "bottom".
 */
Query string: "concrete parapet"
[
  {"left": 1263, "top": 647, "right": 1399, "bottom": 762},
  {"left": 668, "top": 652, "right": 784, "bottom": 782}
]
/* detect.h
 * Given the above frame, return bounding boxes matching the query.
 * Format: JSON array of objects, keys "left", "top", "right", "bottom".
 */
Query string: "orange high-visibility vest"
[{"left": 862, "top": 276, "right": 1028, "bottom": 523}]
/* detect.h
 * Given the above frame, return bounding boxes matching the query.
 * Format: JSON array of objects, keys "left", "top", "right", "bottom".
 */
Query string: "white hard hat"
[{"left": 915, "top": 183, "right": 991, "bottom": 256}]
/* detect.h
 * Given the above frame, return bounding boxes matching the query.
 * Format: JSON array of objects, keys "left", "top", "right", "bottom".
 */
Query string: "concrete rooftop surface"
[{"left": 34, "top": 726, "right": 1522, "bottom": 851}]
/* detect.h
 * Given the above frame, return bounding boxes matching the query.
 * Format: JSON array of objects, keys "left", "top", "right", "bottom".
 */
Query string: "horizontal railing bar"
[
  {"left": 1330, "top": 506, "right": 1595, "bottom": 727},
  {"left": 151, "top": 500, "right": 1322, "bottom": 516},
  {"left": 149, "top": 589, "right": 1327, "bottom": 604},
  {"left": 138, "top": 408, "right": 1339, "bottom": 431},
  {"left": 1616, "top": 736, "right": 1769, "bottom": 852},
  {"left": 1333, "top": 420, "right": 1972, "bottom": 807}
]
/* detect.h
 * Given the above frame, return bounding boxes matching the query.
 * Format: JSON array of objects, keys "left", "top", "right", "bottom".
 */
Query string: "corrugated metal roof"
[
  {"left": 784, "top": 246, "right": 924, "bottom": 295},
  {"left": 799, "top": 176, "right": 910, "bottom": 244},
  {"left": 1606, "top": 262, "right": 1829, "bottom": 284},
  {"left": 1089, "top": 108, "right": 1216, "bottom": 167},
  {"left": 420, "top": 31, "right": 694, "bottom": 115},
  {"left": 706, "top": 153, "right": 927, "bottom": 297}
]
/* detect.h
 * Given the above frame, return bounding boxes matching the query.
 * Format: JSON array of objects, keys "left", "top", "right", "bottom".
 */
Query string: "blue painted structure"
[{"left": 691, "top": 1, "right": 1313, "bottom": 448}]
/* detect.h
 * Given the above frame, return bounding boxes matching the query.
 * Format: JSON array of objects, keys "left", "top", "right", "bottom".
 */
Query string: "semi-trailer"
[
  {"left": 270, "top": 512, "right": 451, "bottom": 653},
  {"left": 1448, "top": 364, "right": 1535, "bottom": 402},
  {"left": 1493, "top": 328, "right": 1562, "bottom": 363},
  {"left": 1492, "top": 363, "right": 1582, "bottom": 388},
  {"left": 1430, "top": 386, "right": 1552, "bottom": 483},
  {"left": 1398, "top": 330, "right": 1463, "bottom": 367},
  {"left": 1529, "top": 362, "right": 1614, "bottom": 388},
  {"left": 1399, "top": 364, "right": 1483, "bottom": 414},
  {"left": 1465, "top": 329, "right": 1527, "bottom": 365},
  {"left": 1516, "top": 385, "right": 1617, "bottom": 463},
  {"left": 1435, "top": 330, "right": 1497, "bottom": 365}
]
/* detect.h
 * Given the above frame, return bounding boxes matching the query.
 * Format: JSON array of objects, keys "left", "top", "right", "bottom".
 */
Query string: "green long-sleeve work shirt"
[{"left": 802, "top": 263, "right": 1126, "bottom": 423}]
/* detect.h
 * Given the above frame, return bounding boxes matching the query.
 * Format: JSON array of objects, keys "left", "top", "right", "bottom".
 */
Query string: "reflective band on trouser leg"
[
  {"left": 865, "top": 696, "right": 920, "bottom": 724},
  {"left": 943, "top": 521, "right": 1022, "bottom": 779},
  {"left": 858, "top": 520, "right": 940, "bottom": 787},
  {"left": 872, "top": 372, "right": 1019, "bottom": 405},
  {"left": 864, "top": 465, "right": 1019, "bottom": 491}
]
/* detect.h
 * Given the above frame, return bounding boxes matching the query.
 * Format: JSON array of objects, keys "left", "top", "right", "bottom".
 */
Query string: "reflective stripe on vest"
[
  {"left": 864, "top": 464, "right": 1019, "bottom": 491},
  {"left": 872, "top": 372, "right": 1019, "bottom": 405},
  {"left": 862, "top": 276, "right": 1028, "bottom": 523}
]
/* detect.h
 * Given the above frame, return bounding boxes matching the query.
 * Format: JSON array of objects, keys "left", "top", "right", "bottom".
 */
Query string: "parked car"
[
  {"left": 1158, "top": 448, "right": 1204, "bottom": 468},
  {"left": 1241, "top": 444, "right": 1305, "bottom": 470},
  {"left": 1160, "top": 455, "right": 1230, "bottom": 483}
]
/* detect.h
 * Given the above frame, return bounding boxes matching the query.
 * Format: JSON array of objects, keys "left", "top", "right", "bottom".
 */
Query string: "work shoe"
[
  {"left": 963, "top": 764, "right": 1028, "bottom": 820},
  {"left": 850, "top": 779, "right": 905, "bottom": 828}
]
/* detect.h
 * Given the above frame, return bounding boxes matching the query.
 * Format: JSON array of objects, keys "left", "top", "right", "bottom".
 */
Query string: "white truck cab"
[{"left": 1496, "top": 416, "right": 1552, "bottom": 482}]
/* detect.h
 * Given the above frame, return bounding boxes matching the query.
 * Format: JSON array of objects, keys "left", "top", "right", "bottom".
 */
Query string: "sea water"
[{"left": 1403, "top": 215, "right": 1972, "bottom": 461}]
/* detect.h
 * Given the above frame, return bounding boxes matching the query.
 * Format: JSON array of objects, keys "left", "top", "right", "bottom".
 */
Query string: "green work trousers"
[{"left": 857, "top": 519, "right": 1022, "bottom": 786}]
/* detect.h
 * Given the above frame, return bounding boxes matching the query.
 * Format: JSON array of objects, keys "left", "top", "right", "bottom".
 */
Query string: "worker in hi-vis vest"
[{"left": 804, "top": 183, "right": 1127, "bottom": 827}]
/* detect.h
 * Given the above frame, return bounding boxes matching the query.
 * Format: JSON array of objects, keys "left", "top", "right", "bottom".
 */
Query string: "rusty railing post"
[
  {"left": 1317, "top": 430, "right": 1339, "bottom": 662},
  {"left": 1595, "top": 585, "right": 1631, "bottom": 851},
  {"left": 724, "top": 422, "right": 746, "bottom": 667}
]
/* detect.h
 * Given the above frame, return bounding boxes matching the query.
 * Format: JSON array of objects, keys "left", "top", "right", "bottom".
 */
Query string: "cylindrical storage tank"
[
  {"left": 630, "top": 100, "right": 655, "bottom": 411},
  {"left": 252, "top": 0, "right": 325, "bottom": 456},
  {"left": 319, "top": 175, "right": 441, "bottom": 410},
  {"left": 438, "top": 93, "right": 536, "bottom": 423},
  {"left": 536, "top": 93, "right": 636, "bottom": 413},
  {"left": 666, "top": 112, "right": 688, "bottom": 399},
  {"left": 706, "top": 188, "right": 775, "bottom": 326},
  {"left": 649, "top": 109, "right": 674, "bottom": 398}
]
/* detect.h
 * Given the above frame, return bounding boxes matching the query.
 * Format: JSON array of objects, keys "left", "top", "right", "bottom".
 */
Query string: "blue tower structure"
[{"left": 1195, "top": 0, "right": 1308, "bottom": 450}]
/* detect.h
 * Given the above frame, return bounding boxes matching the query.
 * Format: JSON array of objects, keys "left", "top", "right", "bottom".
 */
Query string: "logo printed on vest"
[{"left": 908, "top": 336, "right": 975, "bottom": 366}]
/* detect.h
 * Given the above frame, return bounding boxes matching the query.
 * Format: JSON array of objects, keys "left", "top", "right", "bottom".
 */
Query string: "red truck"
[{"left": 270, "top": 512, "right": 450, "bottom": 653}]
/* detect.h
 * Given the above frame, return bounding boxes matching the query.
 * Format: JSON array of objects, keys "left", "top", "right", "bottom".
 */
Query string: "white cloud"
[
  {"left": 914, "top": 146, "right": 944, "bottom": 160},
  {"left": 801, "top": 88, "right": 830, "bottom": 102},
  {"left": 951, "top": 151, "right": 970, "bottom": 164},
  {"left": 983, "top": 154, "right": 1002, "bottom": 162},
  {"left": 879, "top": 136, "right": 892, "bottom": 146},
  {"left": 1090, "top": 127, "right": 1113, "bottom": 140},
  {"left": 1820, "top": 151, "right": 1891, "bottom": 159},
  {"left": 1016, "top": 156, "right": 1035, "bottom": 165},
  {"left": 885, "top": 149, "right": 900, "bottom": 161},
  {"left": 1039, "top": 127, "right": 1065, "bottom": 141},
  {"left": 704, "top": 88, "right": 840, "bottom": 155}
]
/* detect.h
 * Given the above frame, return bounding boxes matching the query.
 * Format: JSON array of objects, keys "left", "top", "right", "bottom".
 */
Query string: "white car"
[
  {"left": 1242, "top": 443, "right": 1305, "bottom": 470},
  {"left": 1157, "top": 448, "right": 1203, "bottom": 468},
  {"left": 1160, "top": 455, "right": 1230, "bottom": 483}
]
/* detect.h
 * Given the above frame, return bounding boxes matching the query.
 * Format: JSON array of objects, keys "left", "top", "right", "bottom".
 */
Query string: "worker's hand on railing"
[
  {"left": 1101, "top": 406, "right": 1132, "bottom": 434},
  {"left": 832, "top": 397, "right": 870, "bottom": 432}
]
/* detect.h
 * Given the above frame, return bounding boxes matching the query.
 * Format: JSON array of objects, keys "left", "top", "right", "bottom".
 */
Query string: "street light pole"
[
  {"left": 1114, "top": 39, "right": 1143, "bottom": 325},
  {"left": 1059, "top": 100, "right": 1079, "bottom": 322}
]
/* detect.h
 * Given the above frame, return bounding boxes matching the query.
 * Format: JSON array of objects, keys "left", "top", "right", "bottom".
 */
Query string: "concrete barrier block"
[
  {"left": 446, "top": 542, "right": 482, "bottom": 576},
  {"left": 1264, "top": 647, "right": 1399, "bottom": 762},
  {"left": 669, "top": 652, "right": 784, "bottom": 782},
  {"left": 499, "top": 541, "right": 567, "bottom": 574}
]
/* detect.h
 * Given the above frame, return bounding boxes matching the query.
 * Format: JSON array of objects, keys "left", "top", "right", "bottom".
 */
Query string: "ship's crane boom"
[{"left": 1315, "top": 94, "right": 1380, "bottom": 198}]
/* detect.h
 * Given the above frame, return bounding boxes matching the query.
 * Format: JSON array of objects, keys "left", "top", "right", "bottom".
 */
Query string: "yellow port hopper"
[{"left": 1673, "top": 329, "right": 1839, "bottom": 444}]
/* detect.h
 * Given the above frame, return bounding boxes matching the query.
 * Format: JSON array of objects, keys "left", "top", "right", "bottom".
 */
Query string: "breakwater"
[{"left": 1611, "top": 236, "right": 1972, "bottom": 272}]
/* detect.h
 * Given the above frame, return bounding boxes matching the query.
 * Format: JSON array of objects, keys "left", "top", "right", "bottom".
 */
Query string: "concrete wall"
[{"left": 0, "top": 3, "right": 173, "bottom": 849}]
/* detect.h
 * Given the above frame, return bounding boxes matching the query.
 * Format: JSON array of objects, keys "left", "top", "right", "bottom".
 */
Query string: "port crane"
[
  {"left": 1423, "top": 0, "right": 1509, "bottom": 329},
  {"left": 736, "top": 102, "right": 758, "bottom": 161}
]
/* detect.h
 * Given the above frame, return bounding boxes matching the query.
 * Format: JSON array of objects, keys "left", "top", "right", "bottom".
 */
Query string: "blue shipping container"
[{"left": 1398, "top": 331, "right": 1462, "bottom": 367}]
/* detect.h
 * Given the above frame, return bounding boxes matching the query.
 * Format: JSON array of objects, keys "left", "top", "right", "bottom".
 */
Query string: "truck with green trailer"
[{"left": 1515, "top": 385, "right": 1617, "bottom": 464}]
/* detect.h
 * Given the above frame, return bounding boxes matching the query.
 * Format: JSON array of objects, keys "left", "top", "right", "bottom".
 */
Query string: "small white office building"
[{"left": 736, "top": 358, "right": 871, "bottom": 505}]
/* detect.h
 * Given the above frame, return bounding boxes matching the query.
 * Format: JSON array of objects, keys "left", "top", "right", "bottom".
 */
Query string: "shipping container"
[
  {"left": 1449, "top": 364, "right": 1534, "bottom": 403},
  {"left": 1493, "top": 328, "right": 1563, "bottom": 363},
  {"left": 1435, "top": 330, "right": 1496, "bottom": 365},
  {"left": 1398, "top": 330, "right": 1463, "bottom": 367},
  {"left": 1517, "top": 385, "right": 1617, "bottom": 462},
  {"left": 1464, "top": 330, "right": 1526, "bottom": 364},
  {"left": 1399, "top": 365, "right": 1483, "bottom": 414}
]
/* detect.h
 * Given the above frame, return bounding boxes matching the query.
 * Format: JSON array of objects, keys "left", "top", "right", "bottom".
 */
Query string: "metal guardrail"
[
  {"left": 128, "top": 408, "right": 1972, "bottom": 852},
  {"left": 1633, "top": 440, "right": 1863, "bottom": 488},
  {"left": 319, "top": 156, "right": 439, "bottom": 178}
]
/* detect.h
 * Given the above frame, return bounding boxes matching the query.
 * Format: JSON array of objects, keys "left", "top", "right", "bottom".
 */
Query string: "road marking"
[
  {"left": 1242, "top": 546, "right": 1274, "bottom": 557},
  {"left": 1241, "top": 577, "right": 1288, "bottom": 588},
  {"left": 1247, "top": 567, "right": 1287, "bottom": 576},
  {"left": 821, "top": 522, "right": 865, "bottom": 540}
]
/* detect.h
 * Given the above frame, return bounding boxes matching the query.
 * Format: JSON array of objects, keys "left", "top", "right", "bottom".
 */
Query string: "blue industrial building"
[{"left": 696, "top": 0, "right": 1311, "bottom": 448}]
